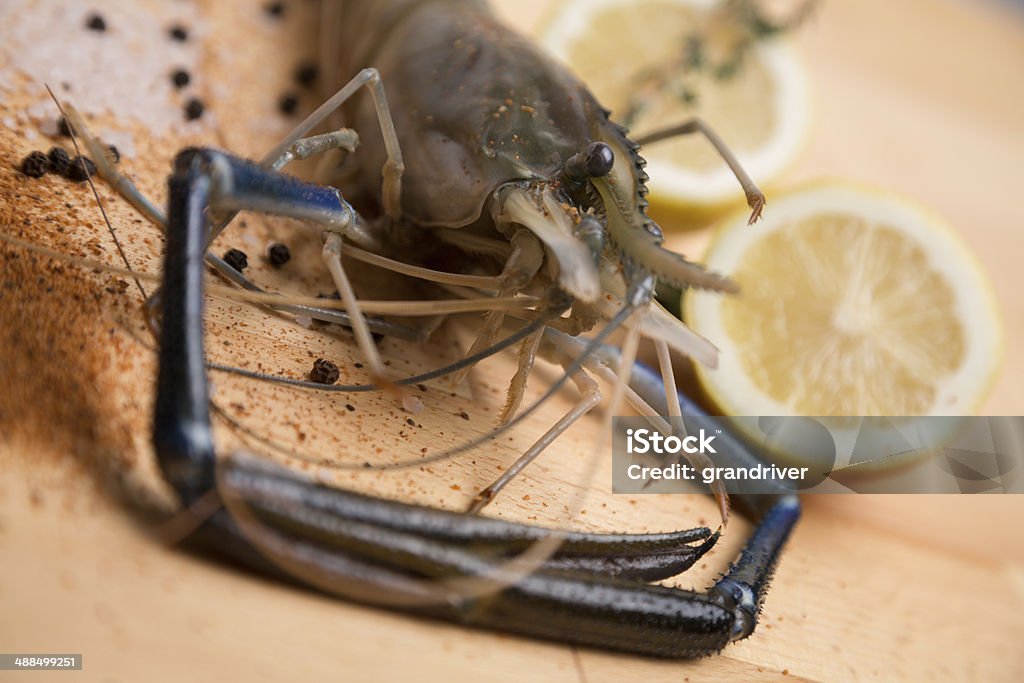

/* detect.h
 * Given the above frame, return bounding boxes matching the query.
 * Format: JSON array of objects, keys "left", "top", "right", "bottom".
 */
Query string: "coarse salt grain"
[{"left": 402, "top": 395, "right": 425, "bottom": 414}]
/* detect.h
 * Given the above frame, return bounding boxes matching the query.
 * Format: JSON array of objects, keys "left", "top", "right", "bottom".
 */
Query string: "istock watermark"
[
  {"left": 611, "top": 415, "right": 1024, "bottom": 495},
  {"left": 624, "top": 427, "right": 719, "bottom": 455}
]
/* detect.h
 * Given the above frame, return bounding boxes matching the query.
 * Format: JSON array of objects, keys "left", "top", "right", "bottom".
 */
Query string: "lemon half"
[
  {"left": 539, "top": 0, "right": 810, "bottom": 222},
  {"left": 685, "top": 182, "right": 1003, "bottom": 418}
]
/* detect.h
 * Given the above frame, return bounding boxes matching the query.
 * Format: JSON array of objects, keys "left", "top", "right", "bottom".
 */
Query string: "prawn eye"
[{"left": 583, "top": 142, "right": 614, "bottom": 177}]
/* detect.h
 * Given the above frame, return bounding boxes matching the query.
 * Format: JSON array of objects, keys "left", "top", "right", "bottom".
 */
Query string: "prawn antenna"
[
  {"left": 207, "top": 304, "right": 562, "bottom": 394},
  {"left": 356, "top": 300, "right": 640, "bottom": 471},
  {"left": 44, "top": 84, "right": 148, "bottom": 302}
]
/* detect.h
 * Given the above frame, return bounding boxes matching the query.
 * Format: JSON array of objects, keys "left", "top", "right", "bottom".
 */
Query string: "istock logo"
[{"left": 625, "top": 428, "right": 717, "bottom": 455}]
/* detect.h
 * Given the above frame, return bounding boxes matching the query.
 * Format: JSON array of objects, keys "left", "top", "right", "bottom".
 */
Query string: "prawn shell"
[{"left": 336, "top": 0, "right": 609, "bottom": 227}]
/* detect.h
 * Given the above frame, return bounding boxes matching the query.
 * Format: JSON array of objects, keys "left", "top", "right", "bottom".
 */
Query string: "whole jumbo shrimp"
[{"left": 60, "top": 0, "right": 800, "bottom": 659}]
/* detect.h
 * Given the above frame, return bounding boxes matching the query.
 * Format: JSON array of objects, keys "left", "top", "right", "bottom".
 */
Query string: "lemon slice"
[
  {"left": 538, "top": 0, "right": 810, "bottom": 223},
  {"left": 685, "top": 182, "right": 1003, "bottom": 419}
]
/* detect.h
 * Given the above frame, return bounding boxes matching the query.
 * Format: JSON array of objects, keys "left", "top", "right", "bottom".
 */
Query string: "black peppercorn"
[
  {"left": 310, "top": 358, "right": 340, "bottom": 385},
  {"left": 20, "top": 151, "right": 49, "bottom": 178},
  {"left": 171, "top": 69, "right": 191, "bottom": 89},
  {"left": 85, "top": 13, "right": 107, "bottom": 32},
  {"left": 294, "top": 63, "right": 318, "bottom": 88},
  {"left": 184, "top": 98, "right": 204, "bottom": 121},
  {"left": 67, "top": 155, "right": 97, "bottom": 182},
  {"left": 278, "top": 93, "right": 299, "bottom": 116},
  {"left": 268, "top": 243, "right": 291, "bottom": 266},
  {"left": 292, "top": 63, "right": 315, "bottom": 89},
  {"left": 47, "top": 147, "right": 71, "bottom": 176},
  {"left": 223, "top": 248, "right": 248, "bottom": 272}
]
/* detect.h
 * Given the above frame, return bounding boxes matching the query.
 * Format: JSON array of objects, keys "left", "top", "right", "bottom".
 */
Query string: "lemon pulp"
[
  {"left": 721, "top": 214, "right": 966, "bottom": 415},
  {"left": 686, "top": 183, "right": 1002, "bottom": 418}
]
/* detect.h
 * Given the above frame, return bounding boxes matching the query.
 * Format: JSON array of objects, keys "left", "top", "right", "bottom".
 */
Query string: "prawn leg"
[
  {"left": 261, "top": 67, "right": 405, "bottom": 224},
  {"left": 156, "top": 146, "right": 366, "bottom": 501},
  {"left": 214, "top": 453, "right": 719, "bottom": 584},
  {"left": 211, "top": 453, "right": 798, "bottom": 658},
  {"left": 451, "top": 229, "right": 544, "bottom": 387},
  {"left": 633, "top": 116, "right": 765, "bottom": 222},
  {"left": 468, "top": 346, "right": 602, "bottom": 513},
  {"left": 60, "top": 106, "right": 414, "bottom": 336}
]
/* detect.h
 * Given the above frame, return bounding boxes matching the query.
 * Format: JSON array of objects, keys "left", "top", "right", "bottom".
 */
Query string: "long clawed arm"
[{"left": 153, "top": 154, "right": 799, "bottom": 657}]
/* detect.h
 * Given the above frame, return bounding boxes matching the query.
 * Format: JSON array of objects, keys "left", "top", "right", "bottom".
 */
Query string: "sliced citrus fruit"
[
  {"left": 685, "top": 182, "right": 1003, "bottom": 419},
  {"left": 538, "top": 0, "right": 810, "bottom": 223}
]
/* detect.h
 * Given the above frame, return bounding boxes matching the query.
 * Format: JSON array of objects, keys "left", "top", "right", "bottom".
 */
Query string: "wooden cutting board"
[{"left": 1, "top": 0, "right": 1022, "bottom": 681}]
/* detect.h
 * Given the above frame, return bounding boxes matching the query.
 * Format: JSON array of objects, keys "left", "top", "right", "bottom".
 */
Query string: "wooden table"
[{"left": 1, "top": 0, "right": 1022, "bottom": 680}]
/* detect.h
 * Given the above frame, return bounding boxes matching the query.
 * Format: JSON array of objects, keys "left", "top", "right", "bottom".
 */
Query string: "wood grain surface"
[{"left": 1, "top": 1, "right": 1022, "bottom": 681}]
